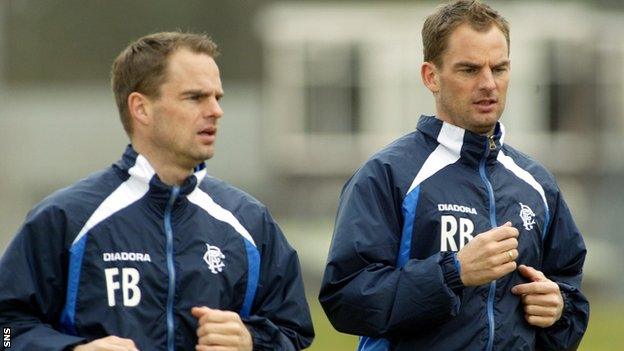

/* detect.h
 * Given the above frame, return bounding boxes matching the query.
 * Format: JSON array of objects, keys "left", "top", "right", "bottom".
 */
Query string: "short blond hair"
[{"left": 422, "top": 0, "right": 510, "bottom": 67}]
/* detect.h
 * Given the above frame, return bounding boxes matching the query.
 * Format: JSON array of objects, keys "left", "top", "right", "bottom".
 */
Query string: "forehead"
[
  {"left": 163, "top": 48, "right": 222, "bottom": 89},
  {"left": 442, "top": 23, "right": 509, "bottom": 65}
]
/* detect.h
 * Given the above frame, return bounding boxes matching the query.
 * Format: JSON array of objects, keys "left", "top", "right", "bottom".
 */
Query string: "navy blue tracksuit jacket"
[
  {"left": 0, "top": 146, "right": 314, "bottom": 350},
  {"left": 320, "top": 116, "right": 588, "bottom": 350}
]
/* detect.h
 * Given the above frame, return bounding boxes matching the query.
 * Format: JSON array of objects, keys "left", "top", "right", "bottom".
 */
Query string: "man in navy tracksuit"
[
  {"left": 319, "top": 1, "right": 588, "bottom": 350},
  {"left": 0, "top": 32, "right": 313, "bottom": 351}
]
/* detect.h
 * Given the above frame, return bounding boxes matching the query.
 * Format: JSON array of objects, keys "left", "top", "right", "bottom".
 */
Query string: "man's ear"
[
  {"left": 128, "top": 92, "right": 152, "bottom": 127},
  {"left": 421, "top": 62, "right": 440, "bottom": 93}
]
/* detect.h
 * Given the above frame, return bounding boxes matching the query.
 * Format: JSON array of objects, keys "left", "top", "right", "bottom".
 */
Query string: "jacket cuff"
[
  {"left": 550, "top": 283, "right": 573, "bottom": 329},
  {"left": 242, "top": 315, "right": 296, "bottom": 351},
  {"left": 440, "top": 251, "right": 464, "bottom": 295}
]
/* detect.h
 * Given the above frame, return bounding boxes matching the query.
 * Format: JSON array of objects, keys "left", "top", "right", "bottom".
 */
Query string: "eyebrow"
[
  {"left": 454, "top": 59, "right": 510, "bottom": 69},
  {"left": 492, "top": 60, "right": 511, "bottom": 69},
  {"left": 180, "top": 89, "right": 224, "bottom": 99},
  {"left": 454, "top": 62, "right": 481, "bottom": 69}
]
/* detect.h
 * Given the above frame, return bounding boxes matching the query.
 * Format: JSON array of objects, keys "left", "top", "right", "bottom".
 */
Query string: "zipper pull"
[{"left": 488, "top": 136, "right": 496, "bottom": 151}]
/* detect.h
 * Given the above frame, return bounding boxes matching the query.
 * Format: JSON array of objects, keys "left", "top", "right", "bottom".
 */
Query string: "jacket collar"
[
  {"left": 417, "top": 115, "right": 505, "bottom": 166},
  {"left": 115, "top": 144, "right": 207, "bottom": 197}
]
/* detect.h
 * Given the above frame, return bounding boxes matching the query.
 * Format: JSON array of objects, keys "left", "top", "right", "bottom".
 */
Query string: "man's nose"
[
  {"left": 479, "top": 69, "right": 497, "bottom": 91},
  {"left": 206, "top": 98, "right": 223, "bottom": 119}
]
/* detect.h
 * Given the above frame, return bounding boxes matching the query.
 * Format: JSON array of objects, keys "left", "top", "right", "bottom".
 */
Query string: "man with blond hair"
[
  {"left": 0, "top": 32, "right": 314, "bottom": 351},
  {"left": 320, "top": 1, "right": 589, "bottom": 350}
]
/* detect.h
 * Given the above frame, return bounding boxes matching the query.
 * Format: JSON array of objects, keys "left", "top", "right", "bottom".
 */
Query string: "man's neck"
[
  {"left": 434, "top": 114, "right": 496, "bottom": 136},
  {"left": 132, "top": 140, "right": 193, "bottom": 186}
]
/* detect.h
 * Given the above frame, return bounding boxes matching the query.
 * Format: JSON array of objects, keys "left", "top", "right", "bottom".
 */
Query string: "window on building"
[
  {"left": 302, "top": 42, "right": 361, "bottom": 134},
  {"left": 545, "top": 40, "right": 597, "bottom": 133}
]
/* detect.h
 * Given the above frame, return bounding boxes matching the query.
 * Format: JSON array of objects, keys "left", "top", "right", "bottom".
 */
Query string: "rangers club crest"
[
  {"left": 203, "top": 243, "right": 225, "bottom": 274},
  {"left": 519, "top": 203, "right": 536, "bottom": 231}
]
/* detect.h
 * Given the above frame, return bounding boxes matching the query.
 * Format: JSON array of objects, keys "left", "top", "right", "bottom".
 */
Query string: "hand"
[
  {"left": 512, "top": 265, "right": 564, "bottom": 328},
  {"left": 456, "top": 221, "right": 519, "bottom": 286},
  {"left": 191, "top": 306, "right": 253, "bottom": 351},
  {"left": 74, "top": 336, "right": 139, "bottom": 351}
]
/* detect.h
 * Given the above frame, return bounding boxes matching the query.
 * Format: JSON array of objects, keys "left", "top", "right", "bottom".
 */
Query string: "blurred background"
[{"left": 1, "top": 0, "right": 622, "bottom": 349}]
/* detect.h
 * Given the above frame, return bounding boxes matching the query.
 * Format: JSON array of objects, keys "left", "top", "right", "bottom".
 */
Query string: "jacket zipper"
[
  {"left": 164, "top": 186, "right": 180, "bottom": 351},
  {"left": 479, "top": 136, "right": 497, "bottom": 351},
  {"left": 488, "top": 135, "right": 496, "bottom": 151}
]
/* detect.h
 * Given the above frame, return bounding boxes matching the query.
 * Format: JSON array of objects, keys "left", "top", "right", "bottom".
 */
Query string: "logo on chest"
[
  {"left": 203, "top": 243, "right": 226, "bottom": 274},
  {"left": 519, "top": 202, "right": 536, "bottom": 231}
]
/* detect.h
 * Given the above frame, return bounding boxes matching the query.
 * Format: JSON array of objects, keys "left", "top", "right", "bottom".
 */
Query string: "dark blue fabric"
[{"left": 356, "top": 185, "right": 422, "bottom": 350}]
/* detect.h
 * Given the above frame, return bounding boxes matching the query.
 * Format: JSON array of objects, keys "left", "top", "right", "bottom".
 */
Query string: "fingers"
[
  {"left": 512, "top": 270, "right": 564, "bottom": 328},
  {"left": 524, "top": 315, "right": 556, "bottom": 328},
  {"left": 514, "top": 287, "right": 562, "bottom": 308},
  {"left": 523, "top": 304, "right": 559, "bottom": 317},
  {"left": 475, "top": 225, "right": 518, "bottom": 257},
  {"left": 196, "top": 346, "right": 235, "bottom": 351},
  {"left": 512, "top": 279, "right": 558, "bottom": 296},
  {"left": 197, "top": 319, "right": 242, "bottom": 337},
  {"left": 478, "top": 260, "right": 517, "bottom": 284},
  {"left": 197, "top": 328, "right": 250, "bottom": 347},
  {"left": 491, "top": 248, "right": 518, "bottom": 266},
  {"left": 74, "top": 336, "right": 139, "bottom": 351},
  {"left": 494, "top": 236, "right": 519, "bottom": 253},
  {"left": 456, "top": 221, "right": 520, "bottom": 286},
  {"left": 194, "top": 307, "right": 253, "bottom": 350},
  {"left": 192, "top": 306, "right": 209, "bottom": 319},
  {"left": 198, "top": 331, "right": 239, "bottom": 346},
  {"left": 521, "top": 301, "right": 562, "bottom": 328},
  {"left": 517, "top": 264, "right": 547, "bottom": 282},
  {"left": 196, "top": 324, "right": 253, "bottom": 349},
  {"left": 193, "top": 306, "right": 239, "bottom": 323},
  {"left": 96, "top": 335, "right": 138, "bottom": 351},
  {"left": 484, "top": 221, "right": 519, "bottom": 242},
  {"left": 196, "top": 308, "right": 241, "bottom": 326}
]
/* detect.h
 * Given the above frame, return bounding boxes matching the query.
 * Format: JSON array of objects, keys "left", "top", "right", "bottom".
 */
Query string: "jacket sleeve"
[
  {"left": 242, "top": 209, "right": 314, "bottom": 350},
  {"left": 0, "top": 205, "right": 87, "bottom": 351},
  {"left": 319, "top": 160, "right": 463, "bottom": 338},
  {"left": 537, "top": 190, "right": 589, "bottom": 350}
]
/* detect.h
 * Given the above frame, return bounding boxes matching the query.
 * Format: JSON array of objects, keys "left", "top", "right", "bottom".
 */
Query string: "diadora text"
[
  {"left": 438, "top": 203, "right": 477, "bottom": 215},
  {"left": 103, "top": 252, "right": 151, "bottom": 262}
]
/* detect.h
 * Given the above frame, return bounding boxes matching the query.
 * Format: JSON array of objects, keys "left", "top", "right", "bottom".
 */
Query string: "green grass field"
[
  {"left": 307, "top": 300, "right": 357, "bottom": 351},
  {"left": 580, "top": 300, "right": 624, "bottom": 350},
  {"left": 306, "top": 298, "right": 624, "bottom": 350}
]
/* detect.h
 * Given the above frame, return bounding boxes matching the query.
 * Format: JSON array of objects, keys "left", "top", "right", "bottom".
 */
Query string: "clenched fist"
[
  {"left": 192, "top": 306, "right": 253, "bottom": 351},
  {"left": 456, "top": 221, "right": 519, "bottom": 286},
  {"left": 74, "top": 336, "right": 139, "bottom": 351}
]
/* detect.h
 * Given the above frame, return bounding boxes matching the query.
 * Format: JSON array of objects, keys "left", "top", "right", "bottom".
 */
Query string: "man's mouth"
[
  {"left": 473, "top": 98, "right": 498, "bottom": 112},
  {"left": 474, "top": 98, "right": 497, "bottom": 105},
  {"left": 198, "top": 127, "right": 217, "bottom": 143},
  {"left": 198, "top": 127, "right": 217, "bottom": 136}
]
